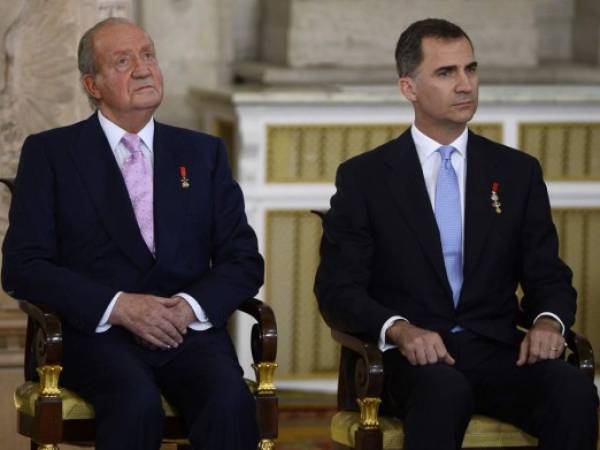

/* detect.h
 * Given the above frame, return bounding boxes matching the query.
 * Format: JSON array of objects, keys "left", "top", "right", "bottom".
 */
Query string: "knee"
[
  {"left": 542, "top": 363, "right": 599, "bottom": 416},
  {"left": 415, "top": 366, "right": 474, "bottom": 414},
  {"left": 556, "top": 373, "right": 599, "bottom": 413},
  {"left": 214, "top": 379, "right": 256, "bottom": 416}
]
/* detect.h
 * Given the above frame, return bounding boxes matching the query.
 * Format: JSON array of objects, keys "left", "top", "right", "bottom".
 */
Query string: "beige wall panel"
[
  {"left": 520, "top": 123, "right": 600, "bottom": 180},
  {"left": 553, "top": 209, "right": 600, "bottom": 354},
  {"left": 295, "top": 216, "right": 320, "bottom": 373},
  {"left": 265, "top": 213, "right": 296, "bottom": 374},
  {"left": 267, "top": 123, "right": 501, "bottom": 183},
  {"left": 266, "top": 211, "right": 339, "bottom": 377},
  {"left": 589, "top": 128, "right": 600, "bottom": 175},
  {"left": 322, "top": 128, "right": 346, "bottom": 180}
]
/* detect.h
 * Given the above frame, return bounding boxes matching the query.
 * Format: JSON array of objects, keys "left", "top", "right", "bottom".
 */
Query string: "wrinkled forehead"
[{"left": 93, "top": 22, "right": 155, "bottom": 57}]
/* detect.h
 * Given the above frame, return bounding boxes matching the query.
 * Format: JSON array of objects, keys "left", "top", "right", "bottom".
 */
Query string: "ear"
[
  {"left": 398, "top": 77, "right": 417, "bottom": 103},
  {"left": 82, "top": 74, "right": 102, "bottom": 101}
]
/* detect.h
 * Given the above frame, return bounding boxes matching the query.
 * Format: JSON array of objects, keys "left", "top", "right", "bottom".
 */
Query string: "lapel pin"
[
  {"left": 491, "top": 181, "right": 501, "bottom": 214},
  {"left": 179, "top": 166, "right": 190, "bottom": 189}
]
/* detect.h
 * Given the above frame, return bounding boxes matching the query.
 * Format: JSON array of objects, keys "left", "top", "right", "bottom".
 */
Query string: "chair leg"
[
  {"left": 33, "top": 444, "right": 59, "bottom": 450},
  {"left": 355, "top": 427, "right": 382, "bottom": 450}
]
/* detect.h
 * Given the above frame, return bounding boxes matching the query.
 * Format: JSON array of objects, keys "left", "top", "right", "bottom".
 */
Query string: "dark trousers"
[
  {"left": 61, "top": 326, "right": 259, "bottom": 450},
  {"left": 382, "top": 330, "right": 599, "bottom": 450}
]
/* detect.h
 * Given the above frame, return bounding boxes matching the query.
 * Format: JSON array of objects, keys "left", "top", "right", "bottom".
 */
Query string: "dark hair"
[{"left": 395, "top": 18, "right": 472, "bottom": 78}]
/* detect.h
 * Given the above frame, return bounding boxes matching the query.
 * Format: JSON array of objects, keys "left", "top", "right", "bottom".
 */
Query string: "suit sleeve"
[
  {"left": 180, "top": 139, "right": 263, "bottom": 328},
  {"left": 518, "top": 158, "right": 576, "bottom": 329},
  {"left": 314, "top": 161, "right": 399, "bottom": 341},
  {"left": 2, "top": 134, "right": 119, "bottom": 334}
]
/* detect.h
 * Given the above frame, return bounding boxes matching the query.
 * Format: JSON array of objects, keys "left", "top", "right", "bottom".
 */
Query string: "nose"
[
  {"left": 131, "top": 56, "right": 151, "bottom": 78},
  {"left": 455, "top": 70, "right": 473, "bottom": 93}
]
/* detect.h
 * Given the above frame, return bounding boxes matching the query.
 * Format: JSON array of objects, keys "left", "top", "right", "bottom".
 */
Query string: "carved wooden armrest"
[
  {"left": 0, "top": 177, "right": 15, "bottom": 193},
  {"left": 238, "top": 298, "right": 277, "bottom": 364},
  {"left": 19, "top": 301, "right": 63, "bottom": 374},
  {"left": 331, "top": 329, "right": 384, "bottom": 430},
  {"left": 238, "top": 298, "right": 278, "bottom": 448},
  {"left": 238, "top": 297, "right": 277, "bottom": 393},
  {"left": 17, "top": 301, "right": 64, "bottom": 444},
  {"left": 565, "top": 330, "right": 595, "bottom": 381}
]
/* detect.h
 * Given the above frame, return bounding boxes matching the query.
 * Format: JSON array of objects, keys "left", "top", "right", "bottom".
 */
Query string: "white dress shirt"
[
  {"left": 378, "top": 124, "right": 563, "bottom": 351},
  {"left": 95, "top": 110, "right": 213, "bottom": 333}
]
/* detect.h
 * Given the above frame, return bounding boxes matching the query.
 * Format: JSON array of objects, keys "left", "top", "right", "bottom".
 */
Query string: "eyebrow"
[{"left": 434, "top": 61, "right": 478, "bottom": 74}]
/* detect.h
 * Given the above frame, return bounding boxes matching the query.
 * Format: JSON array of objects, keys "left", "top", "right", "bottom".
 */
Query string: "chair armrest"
[
  {"left": 331, "top": 329, "right": 384, "bottom": 399},
  {"left": 565, "top": 330, "right": 595, "bottom": 381},
  {"left": 19, "top": 301, "right": 63, "bottom": 371},
  {"left": 0, "top": 177, "right": 14, "bottom": 194},
  {"left": 237, "top": 298, "right": 277, "bottom": 364}
]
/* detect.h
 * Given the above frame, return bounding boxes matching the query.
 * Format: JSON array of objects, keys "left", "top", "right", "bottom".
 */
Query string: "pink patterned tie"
[{"left": 121, "top": 133, "right": 154, "bottom": 254}]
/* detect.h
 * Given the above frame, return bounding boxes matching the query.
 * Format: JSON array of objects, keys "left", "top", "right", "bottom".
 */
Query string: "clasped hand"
[{"left": 109, "top": 293, "right": 196, "bottom": 350}]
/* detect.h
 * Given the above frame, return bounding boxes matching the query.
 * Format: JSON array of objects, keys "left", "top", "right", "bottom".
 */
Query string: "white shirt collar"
[
  {"left": 411, "top": 124, "right": 468, "bottom": 165},
  {"left": 97, "top": 110, "right": 154, "bottom": 153}
]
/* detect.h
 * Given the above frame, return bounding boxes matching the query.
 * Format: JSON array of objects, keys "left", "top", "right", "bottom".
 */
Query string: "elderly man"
[
  {"left": 2, "top": 18, "right": 262, "bottom": 450},
  {"left": 315, "top": 18, "right": 598, "bottom": 450}
]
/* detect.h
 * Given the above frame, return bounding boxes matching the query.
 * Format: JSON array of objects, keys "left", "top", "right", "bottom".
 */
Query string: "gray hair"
[{"left": 77, "top": 17, "right": 139, "bottom": 109}]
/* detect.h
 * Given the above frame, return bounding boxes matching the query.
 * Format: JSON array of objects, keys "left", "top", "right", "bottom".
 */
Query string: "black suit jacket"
[
  {"left": 315, "top": 128, "right": 575, "bottom": 346},
  {"left": 2, "top": 113, "right": 263, "bottom": 339}
]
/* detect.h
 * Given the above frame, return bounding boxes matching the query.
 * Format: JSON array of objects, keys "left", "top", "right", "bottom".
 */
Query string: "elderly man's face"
[{"left": 86, "top": 22, "right": 163, "bottom": 120}]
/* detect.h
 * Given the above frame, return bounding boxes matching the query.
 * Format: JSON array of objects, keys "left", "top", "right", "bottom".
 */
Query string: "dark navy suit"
[
  {"left": 315, "top": 129, "right": 598, "bottom": 450},
  {"left": 2, "top": 113, "right": 264, "bottom": 450}
]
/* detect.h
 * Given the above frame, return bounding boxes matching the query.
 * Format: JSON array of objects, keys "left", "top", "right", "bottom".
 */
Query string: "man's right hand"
[
  {"left": 109, "top": 293, "right": 184, "bottom": 349},
  {"left": 386, "top": 320, "right": 455, "bottom": 366}
]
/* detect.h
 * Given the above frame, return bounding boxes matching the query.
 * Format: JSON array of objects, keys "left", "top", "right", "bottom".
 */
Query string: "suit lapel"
[
  {"left": 384, "top": 130, "right": 452, "bottom": 295},
  {"left": 69, "top": 114, "right": 154, "bottom": 271},
  {"left": 463, "top": 131, "right": 497, "bottom": 283},
  {"left": 152, "top": 123, "right": 190, "bottom": 265}
]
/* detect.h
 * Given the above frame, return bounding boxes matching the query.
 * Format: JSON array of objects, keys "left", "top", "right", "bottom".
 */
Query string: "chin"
[{"left": 133, "top": 94, "right": 163, "bottom": 110}]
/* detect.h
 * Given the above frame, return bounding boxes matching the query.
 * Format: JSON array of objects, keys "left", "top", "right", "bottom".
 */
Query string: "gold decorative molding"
[
  {"left": 265, "top": 210, "right": 339, "bottom": 376},
  {"left": 37, "top": 445, "right": 59, "bottom": 450},
  {"left": 357, "top": 397, "right": 381, "bottom": 429},
  {"left": 258, "top": 438, "right": 276, "bottom": 450},
  {"left": 211, "top": 118, "right": 237, "bottom": 177},
  {"left": 519, "top": 123, "right": 600, "bottom": 180},
  {"left": 36, "top": 365, "right": 62, "bottom": 397},
  {"left": 469, "top": 123, "right": 503, "bottom": 143},
  {"left": 266, "top": 123, "right": 502, "bottom": 182},
  {"left": 252, "top": 362, "right": 277, "bottom": 394}
]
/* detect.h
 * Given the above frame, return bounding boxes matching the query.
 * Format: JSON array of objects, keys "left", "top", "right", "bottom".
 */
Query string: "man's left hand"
[
  {"left": 516, "top": 317, "right": 566, "bottom": 366},
  {"left": 167, "top": 296, "right": 197, "bottom": 333}
]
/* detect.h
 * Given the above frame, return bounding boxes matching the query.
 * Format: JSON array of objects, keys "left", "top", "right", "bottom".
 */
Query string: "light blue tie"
[{"left": 434, "top": 145, "right": 463, "bottom": 308}]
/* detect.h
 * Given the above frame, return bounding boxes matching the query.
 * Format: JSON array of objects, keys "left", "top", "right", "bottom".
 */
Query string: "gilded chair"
[
  {"left": 330, "top": 328, "right": 596, "bottom": 450},
  {"left": 1, "top": 179, "right": 278, "bottom": 450},
  {"left": 311, "top": 210, "right": 597, "bottom": 450}
]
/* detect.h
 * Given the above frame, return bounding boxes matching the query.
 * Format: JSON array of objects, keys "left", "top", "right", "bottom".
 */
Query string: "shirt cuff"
[
  {"left": 533, "top": 312, "right": 565, "bottom": 335},
  {"left": 378, "top": 315, "right": 408, "bottom": 352},
  {"left": 174, "top": 292, "right": 213, "bottom": 331},
  {"left": 95, "top": 291, "right": 121, "bottom": 333}
]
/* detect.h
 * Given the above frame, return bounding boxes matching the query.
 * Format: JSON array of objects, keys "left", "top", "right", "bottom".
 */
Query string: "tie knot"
[
  {"left": 121, "top": 133, "right": 142, "bottom": 154},
  {"left": 438, "top": 145, "right": 456, "bottom": 161}
]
